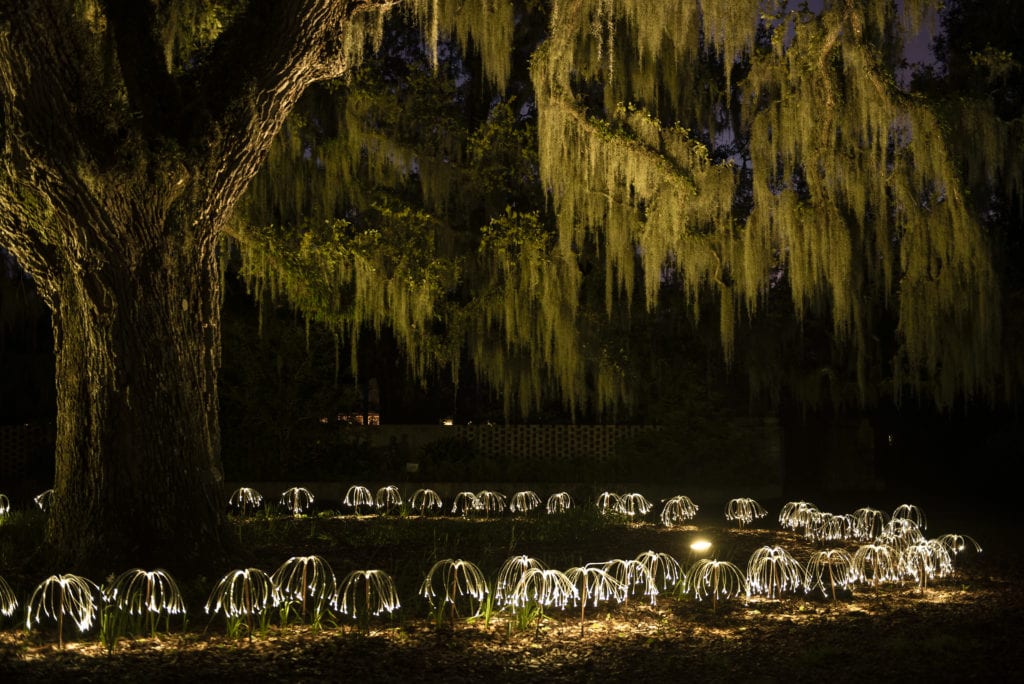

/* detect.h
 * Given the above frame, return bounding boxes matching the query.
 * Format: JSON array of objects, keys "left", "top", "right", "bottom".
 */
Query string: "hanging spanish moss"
[
  {"left": 407, "top": 0, "right": 514, "bottom": 90},
  {"left": 531, "top": 0, "right": 1008, "bottom": 407},
  {"left": 225, "top": 0, "right": 1018, "bottom": 415}
]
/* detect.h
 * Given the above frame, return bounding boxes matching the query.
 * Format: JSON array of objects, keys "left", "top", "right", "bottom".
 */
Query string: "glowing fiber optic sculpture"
[
  {"left": 204, "top": 568, "right": 278, "bottom": 639},
  {"left": 877, "top": 518, "right": 926, "bottom": 552},
  {"left": 452, "top": 491, "right": 481, "bottom": 517},
  {"left": 545, "top": 491, "right": 573, "bottom": 514},
  {"left": 279, "top": 487, "right": 314, "bottom": 517},
  {"left": 495, "top": 555, "right": 547, "bottom": 606},
  {"left": 660, "top": 495, "right": 699, "bottom": 527},
  {"left": 419, "top": 559, "right": 489, "bottom": 625},
  {"left": 852, "top": 507, "right": 888, "bottom": 541},
  {"left": 105, "top": 568, "right": 186, "bottom": 636},
  {"left": 617, "top": 492, "right": 653, "bottom": 519},
  {"left": 506, "top": 568, "right": 578, "bottom": 610},
  {"left": 510, "top": 491, "right": 542, "bottom": 514},
  {"left": 778, "top": 501, "right": 820, "bottom": 533},
  {"left": 410, "top": 488, "right": 443, "bottom": 515},
  {"left": 804, "top": 549, "right": 855, "bottom": 601},
  {"left": 26, "top": 573, "right": 99, "bottom": 648},
  {"left": 271, "top": 555, "right": 337, "bottom": 625},
  {"left": 891, "top": 503, "right": 927, "bottom": 531},
  {"left": 725, "top": 497, "right": 767, "bottom": 528},
  {"left": 564, "top": 564, "right": 625, "bottom": 636},
  {"left": 635, "top": 550, "right": 682, "bottom": 592},
  {"left": 375, "top": 485, "right": 403, "bottom": 515},
  {"left": 596, "top": 492, "right": 621, "bottom": 514},
  {"left": 344, "top": 485, "right": 374, "bottom": 515},
  {"left": 852, "top": 543, "right": 900, "bottom": 589},
  {"left": 900, "top": 540, "right": 952, "bottom": 592},
  {"left": 614, "top": 491, "right": 655, "bottom": 518},
  {"left": 475, "top": 490, "right": 507, "bottom": 517},
  {"left": 746, "top": 546, "right": 805, "bottom": 599},
  {"left": 602, "top": 558, "right": 658, "bottom": 605},
  {"left": 935, "top": 533, "right": 982, "bottom": 575},
  {"left": 808, "top": 512, "right": 856, "bottom": 543},
  {"left": 335, "top": 570, "right": 401, "bottom": 629},
  {"left": 228, "top": 487, "right": 263, "bottom": 517},
  {"left": 683, "top": 559, "right": 747, "bottom": 611}
]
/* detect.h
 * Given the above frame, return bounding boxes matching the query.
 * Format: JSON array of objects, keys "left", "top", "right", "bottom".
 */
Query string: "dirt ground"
[{"left": 0, "top": 495, "right": 1021, "bottom": 682}]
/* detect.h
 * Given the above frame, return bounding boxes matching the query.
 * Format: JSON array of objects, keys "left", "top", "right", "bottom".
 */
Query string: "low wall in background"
[
  {"left": 348, "top": 423, "right": 657, "bottom": 464},
  {"left": 233, "top": 418, "right": 786, "bottom": 504}
]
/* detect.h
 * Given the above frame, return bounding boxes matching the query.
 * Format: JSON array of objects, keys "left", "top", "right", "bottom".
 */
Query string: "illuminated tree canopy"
[
  {"left": 235, "top": 0, "right": 1021, "bottom": 412},
  {"left": 0, "top": 0, "right": 1020, "bottom": 569}
]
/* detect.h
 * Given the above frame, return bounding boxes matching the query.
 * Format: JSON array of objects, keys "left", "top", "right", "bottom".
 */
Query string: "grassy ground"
[{"left": 0, "top": 492, "right": 1021, "bottom": 682}]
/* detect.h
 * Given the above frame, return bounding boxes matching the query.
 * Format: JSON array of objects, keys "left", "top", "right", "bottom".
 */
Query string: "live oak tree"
[
  {"left": 0, "top": 0, "right": 401, "bottom": 570},
  {"left": 1, "top": 0, "right": 1020, "bottom": 570}
]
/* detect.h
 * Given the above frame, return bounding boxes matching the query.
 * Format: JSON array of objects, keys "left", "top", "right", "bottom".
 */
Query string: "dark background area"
[{"left": 2, "top": 250, "right": 1018, "bottom": 506}]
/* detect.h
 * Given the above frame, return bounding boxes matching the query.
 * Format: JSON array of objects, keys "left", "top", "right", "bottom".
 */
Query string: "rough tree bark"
[{"left": 0, "top": 0, "right": 397, "bottom": 572}]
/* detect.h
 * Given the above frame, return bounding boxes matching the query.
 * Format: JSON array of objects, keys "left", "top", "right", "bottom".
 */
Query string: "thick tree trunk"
[
  {"left": 47, "top": 229, "right": 229, "bottom": 573},
  {"left": 1, "top": 0, "right": 398, "bottom": 572}
]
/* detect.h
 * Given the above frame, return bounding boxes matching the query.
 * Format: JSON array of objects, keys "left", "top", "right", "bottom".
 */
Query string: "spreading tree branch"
[{"left": 187, "top": 0, "right": 401, "bottom": 224}]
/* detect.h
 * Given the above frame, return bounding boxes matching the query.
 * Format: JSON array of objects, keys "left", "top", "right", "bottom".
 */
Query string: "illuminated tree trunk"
[{"left": 47, "top": 214, "right": 227, "bottom": 570}]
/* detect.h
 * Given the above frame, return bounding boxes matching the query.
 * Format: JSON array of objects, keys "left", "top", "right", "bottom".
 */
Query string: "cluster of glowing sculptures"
[
  {"left": 489, "top": 553, "right": 675, "bottom": 634},
  {"left": 217, "top": 485, "right": 719, "bottom": 530},
  {"left": 19, "top": 569, "right": 186, "bottom": 650},
  {"left": 597, "top": 491, "right": 654, "bottom": 518},
  {"left": 227, "top": 485, "right": 579, "bottom": 518},
  {"left": 225, "top": 486, "right": 696, "bottom": 522},
  {"left": 204, "top": 557, "right": 401, "bottom": 637},
  {"left": 767, "top": 500, "right": 981, "bottom": 596},
  {"left": 673, "top": 500, "right": 981, "bottom": 608},
  {"left": 0, "top": 493, "right": 984, "bottom": 647}
]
